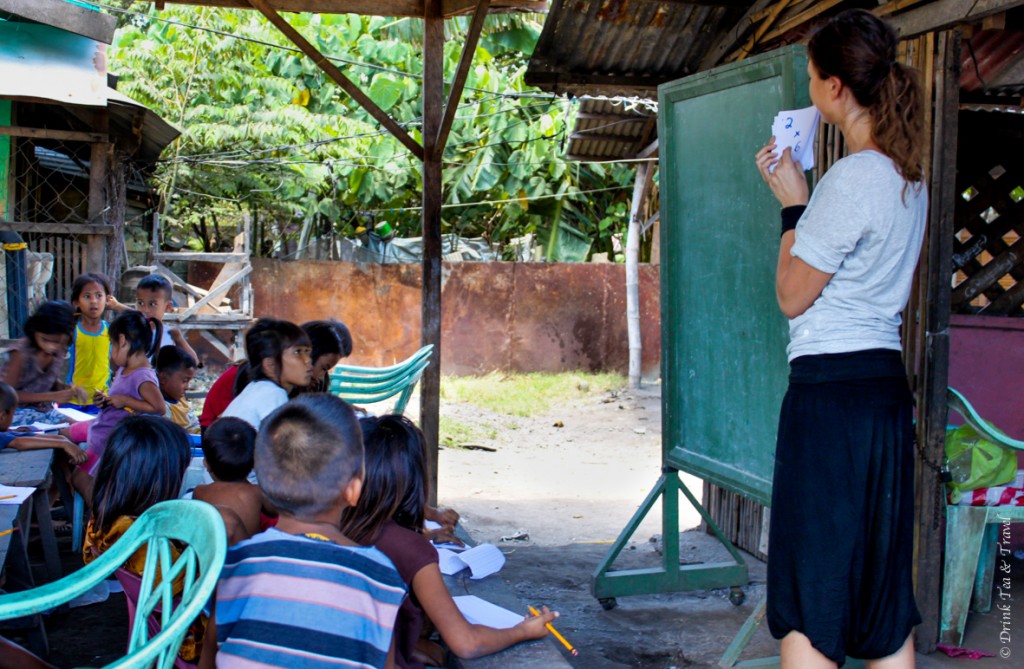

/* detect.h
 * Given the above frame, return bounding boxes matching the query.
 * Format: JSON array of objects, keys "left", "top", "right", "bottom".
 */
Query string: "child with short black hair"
[
  {"left": 292, "top": 319, "right": 353, "bottom": 395},
  {"left": 133, "top": 273, "right": 198, "bottom": 364},
  {"left": 203, "top": 395, "right": 406, "bottom": 669},
  {"left": 0, "top": 381, "right": 86, "bottom": 464},
  {"left": 0, "top": 300, "right": 85, "bottom": 426},
  {"left": 156, "top": 346, "right": 200, "bottom": 434},
  {"left": 220, "top": 318, "right": 312, "bottom": 430},
  {"left": 192, "top": 417, "right": 261, "bottom": 543}
]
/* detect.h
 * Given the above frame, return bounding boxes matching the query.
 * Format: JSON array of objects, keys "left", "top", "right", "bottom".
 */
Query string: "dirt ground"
[{"left": 7, "top": 380, "right": 1024, "bottom": 668}]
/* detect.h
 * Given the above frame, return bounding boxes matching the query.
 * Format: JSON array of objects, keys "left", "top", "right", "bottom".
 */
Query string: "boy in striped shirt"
[{"left": 201, "top": 394, "right": 406, "bottom": 669}]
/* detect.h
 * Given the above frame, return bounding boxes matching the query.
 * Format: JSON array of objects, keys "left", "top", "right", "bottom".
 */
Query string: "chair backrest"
[
  {"left": 329, "top": 345, "right": 433, "bottom": 415},
  {"left": 115, "top": 568, "right": 196, "bottom": 669},
  {"left": 948, "top": 387, "right": 1024, "bottom": 452},
  {"left": 0, "top": 500, "right": 226, "bottom": 669}
]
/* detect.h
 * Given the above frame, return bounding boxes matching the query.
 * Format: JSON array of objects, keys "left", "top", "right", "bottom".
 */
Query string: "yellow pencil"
[
  {"left": 0, "top": 495, "right": 16, "bottom": 501},
  {"left": 529, "top": 605, "right": 577, "bottom": 657},
  {"left": 0, "top": 528, "right": 14, "bottom": 538}
]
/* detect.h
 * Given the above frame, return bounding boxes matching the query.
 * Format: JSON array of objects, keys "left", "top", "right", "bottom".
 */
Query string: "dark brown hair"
[{"left": 809, "top": 9, "right": 924, "bottom": 185}]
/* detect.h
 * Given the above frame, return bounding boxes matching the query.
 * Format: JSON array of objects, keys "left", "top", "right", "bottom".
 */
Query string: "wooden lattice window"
[{"left": 951, "top": 160, "right": 1024, "bottom": 316}]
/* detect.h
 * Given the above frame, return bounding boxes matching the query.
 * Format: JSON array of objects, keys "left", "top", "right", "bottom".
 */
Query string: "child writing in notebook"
[
  {"left": 341, "top": 414, "right": 556, "bottom": 669},
  {"left": 202, "top": 394, "right": 406, "bottom": 669},
  {"left": 0, "top": 382, "right": 86, "bottom": 464},
  {"left": 67, "top": 311, "right": 166, "bottom": 501},
  {"left": 0, "top": 301, "right": 85, "bottom": 427},
  {"left": 66, "top": 273, "right": 114, "bottom": 413}
]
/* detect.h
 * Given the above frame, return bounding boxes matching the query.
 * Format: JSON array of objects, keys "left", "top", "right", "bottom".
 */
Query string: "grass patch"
[
  {"left": 439, "top": 416, "right": 497, "bottom": 449},
  {"left": 441, "top": 372, "right": 626, "bottom": 417}
]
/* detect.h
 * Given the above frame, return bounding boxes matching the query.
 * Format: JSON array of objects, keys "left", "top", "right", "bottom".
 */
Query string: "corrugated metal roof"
[
  {"left": 961, "top": 30, "right": 1024, "bottom": 96},
  {"left": 566, "top": 96, "right": 657, "bottom": 161},
  {"left": 526, "top": 0, "right": 757, "bottom": 98}
]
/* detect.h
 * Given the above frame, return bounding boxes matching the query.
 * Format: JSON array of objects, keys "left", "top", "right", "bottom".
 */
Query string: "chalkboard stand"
[{"left": 590, "top": 467, "right": 747, "bottom": 609}]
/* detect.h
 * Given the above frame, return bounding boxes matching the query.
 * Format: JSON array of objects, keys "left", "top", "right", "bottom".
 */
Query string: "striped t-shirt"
[{"left": 215, "top": 528, "right": 407, "bottom": 669}]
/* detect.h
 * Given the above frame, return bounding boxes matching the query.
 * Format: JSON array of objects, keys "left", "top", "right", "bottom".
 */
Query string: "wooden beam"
[
  {"left": 170, "top": 0, "right": 425, "bottom": 16},
  {"left": 0, "top": 222, "right": 114, "bottom": 235},
  {"left": 915, "top": 29, "right": 960, "bottom": 654},
  {"left": 177, "top": 265, "right": 253, "bottom": 321},
  {"left": 441, "top": 0, "right": 544, "bottom": 14},
  {"left": 699, "top": 0, "right": 775, "bottom": 70},
  {"left": 433, "top": 0, "right": 490, "bottom": 161},
  {"left": 890, "top": 0, "right": 1024, "bottom": 39},
  {"left": 0, "top": 0, "right": 116, "bottom": 44},
  {"left": 725, "top": 0, "right": 798, "bottom": 64},
  {"left": 636, "top": 138, "right": 659, "bottom": 160},
  {"left": 248, "top": 0, "right": 424, "bottom": 160},
  {"left": 87, "top": 110, "right": 109, "bottom": 273},
  {"left": 421, "top": 0, "right": 444, "bottom": 506},
  {"left": 0, "top": 127, "right": 106, "bottom": 143},
  {"left": 154, "top": 251, "right": 249, "bottom": 262}
]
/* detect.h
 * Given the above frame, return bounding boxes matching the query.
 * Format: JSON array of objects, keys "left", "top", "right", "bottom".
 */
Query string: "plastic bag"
[{"left": 945, "top": 423, "right": 1018, "bottom": 501}]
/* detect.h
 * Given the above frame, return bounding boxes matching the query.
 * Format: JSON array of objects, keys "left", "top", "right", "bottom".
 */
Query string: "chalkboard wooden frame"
[{"left": 659, "top": 46, "right": 810, "bottom": 507}]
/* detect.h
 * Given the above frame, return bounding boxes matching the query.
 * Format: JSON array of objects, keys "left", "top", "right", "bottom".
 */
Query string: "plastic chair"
[
  {"left": 328, "top": 345, "right": 433, "bottom": 415},
  {"left": 0, "top": 500, "right": 227, "bottom": 669},
  {"left": 941, "top": 387, "right": 1024, "bottom": 646}
]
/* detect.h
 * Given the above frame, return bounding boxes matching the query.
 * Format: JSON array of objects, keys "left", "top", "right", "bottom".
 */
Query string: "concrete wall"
[
  {"left": 249, "top": 258, "right": 662, "bottom": 377},
  {"left": 949, "top": 314, "right": 1024, "bottom": 439}
]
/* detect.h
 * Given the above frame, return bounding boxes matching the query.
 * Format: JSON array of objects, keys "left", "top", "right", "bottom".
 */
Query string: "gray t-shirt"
[{"left": 787, "top": 150, "right": 927, "bottom": 361}]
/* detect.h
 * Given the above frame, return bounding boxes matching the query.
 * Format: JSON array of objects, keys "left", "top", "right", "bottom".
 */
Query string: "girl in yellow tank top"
[{"left": 67, "top": 273, "right": 114, "bottom": 408}]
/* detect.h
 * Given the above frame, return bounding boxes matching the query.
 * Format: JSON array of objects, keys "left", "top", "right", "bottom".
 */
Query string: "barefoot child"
[
  {"left": 192, "top": 417, "right": 261, "bottom": 543},
  {"left": 202, "top": 395, "right": 406, "bottom": 669},
  {"left": 0, "top": 301, "right": 85, "bottom": 426},
  {"left": 342, "top": 415, "right": 556, "bottom": 668},
  {"left": 156, "top": 346, "right": 200, "bottom": 434},
  {"left": 0, "top": 382, "right": 86, "bottom": 465}
]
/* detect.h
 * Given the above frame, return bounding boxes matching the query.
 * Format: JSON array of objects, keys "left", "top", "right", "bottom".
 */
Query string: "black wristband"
[{"left": 780, "top": 205, "right": 806, "bottom": 236}]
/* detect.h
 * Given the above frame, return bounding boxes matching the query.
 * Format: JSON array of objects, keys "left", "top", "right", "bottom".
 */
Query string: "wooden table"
[{"left": 0, "top": 448, "right": 62, "bottom": 582}]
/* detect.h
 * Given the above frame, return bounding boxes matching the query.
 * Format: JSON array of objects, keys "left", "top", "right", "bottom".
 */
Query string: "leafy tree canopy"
[{"left": 108, "top": 3, "right": 637, "bottom": 259}]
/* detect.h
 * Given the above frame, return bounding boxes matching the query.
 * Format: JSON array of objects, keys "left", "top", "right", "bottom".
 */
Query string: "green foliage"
[{"left": 109, "top": 6, "right": 636, "bottom": 257}]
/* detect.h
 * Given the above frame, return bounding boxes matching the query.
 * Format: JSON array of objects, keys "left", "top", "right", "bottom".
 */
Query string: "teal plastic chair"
[
  {"left": 941, "top": 387, "right": 1024, "bottom": 646},
  {"left": 0, "top": 500, "right": 227, "bottom": 669},
  {"left": 328, "top": 345, "right": 433, "bottom": 415}
]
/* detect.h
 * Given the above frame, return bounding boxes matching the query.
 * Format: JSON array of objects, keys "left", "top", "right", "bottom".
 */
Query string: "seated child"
[
  {"left": 0, "top": 301, "right": 86, "bottom": 426},
  {"left": 157, "top": 346, "right": 200, "bottom": 434},
  {"left": 82, "top": 415, "right": 204, "bottom": 664},
  {"left": 203, "top": 394, "right": 406, "bottom": 669},
  {"left": 342, "top": 415, "right": 555, "bottom": 668},
  {"left": 67, "top": 272, "right": 115, "bottom": 413},
  {"left": 291, "top": 319, "right": 353, "bottom": 396},
  {"left": 112, "top": 273, "right": 198, "bottom": 364},
  {"left": 0, "top": 381, "right": 86, "bottom": 465},
  {"left": 192, "top": 417, "right": 261, "bottom": 544},
  {"left": 66, "top": 311, "right": 166, "bottom": 502},
  {"left": 220, "top": 319, "right": 312, "bottom": 430}
]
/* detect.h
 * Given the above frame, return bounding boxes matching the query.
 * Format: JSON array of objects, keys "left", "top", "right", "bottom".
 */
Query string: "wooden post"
[
  {"left": 915, "top": 29, "right": 960, "bottom": 654},
  {"left": 87, "top": 110, "right": 109, "bottom": 273},
  {"left": 421, "top": 0, "right": 444, "bottom": 505},
  {"left": 626, "top": 161, "right": 652, "bottom": 388}
]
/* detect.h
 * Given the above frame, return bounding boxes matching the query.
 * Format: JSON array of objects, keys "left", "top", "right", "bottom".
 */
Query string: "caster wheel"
[
  {"left": 598, "top": 597, "right": 618, "bottom": 611},
  {"left": 728, "top": 588, "right": 745, "bottom": 606}
]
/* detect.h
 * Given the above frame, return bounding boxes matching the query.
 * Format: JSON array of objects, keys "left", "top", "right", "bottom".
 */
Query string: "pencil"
[
  {"left": 529, "top": 605, "right": 578, "bottom": 657},
  {"left": 0, "top": 528, "right": 15, "bottom": 537},
  {"left": 0, "top": 495, "right": 16, "bottom": 501}
]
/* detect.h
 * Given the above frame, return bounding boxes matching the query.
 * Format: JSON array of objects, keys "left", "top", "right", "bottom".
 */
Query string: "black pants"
[{"left": 767, "top": 349, "right": 921, "bottom": 665}]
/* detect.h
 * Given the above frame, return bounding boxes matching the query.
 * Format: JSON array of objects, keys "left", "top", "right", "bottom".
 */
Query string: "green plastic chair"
[
  {"left": 0, "top": 500, "right": 227, "bottom": 669},
  {"left": 941, "top": 387, "right": 1024, "bottom": 646},
  {"left": 329, "top": 345, "right": 433, "bottom": 415}
]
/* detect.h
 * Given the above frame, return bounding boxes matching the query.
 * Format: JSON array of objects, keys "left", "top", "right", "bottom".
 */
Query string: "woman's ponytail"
[{"left": 873, "top": 62, "right": 925, "bottom": 186}]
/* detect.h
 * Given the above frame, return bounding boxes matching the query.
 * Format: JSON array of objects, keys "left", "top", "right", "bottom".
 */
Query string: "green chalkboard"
[{"left": 659, "top": 46, "right": 810, "bottom": 507}]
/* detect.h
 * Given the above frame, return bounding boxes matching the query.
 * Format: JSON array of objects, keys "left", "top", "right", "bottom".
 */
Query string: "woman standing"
[{"left": 755, "top": 10, "right": 926, "bottom": 668}]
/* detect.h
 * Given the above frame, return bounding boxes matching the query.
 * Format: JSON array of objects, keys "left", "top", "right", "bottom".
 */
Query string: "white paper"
[
  {"left": 770, "top": 106, "right": 820, "bottom": 172},
  {"left": 27, "top": 422, "right": 68, "bottom": 432},
  {"left": 56, "top": 407, "right": 96, "bottom": 423},
  {"left": 452, "top": 595, "right": 523, "bottom": 629},
  {"left": 436, "top": 543, "right": 506, "bottom": 579},
  {"left": 426, "top": 519, "right": 468, "bottom": 552},
  {"left": 0, "top": 483, "right": 35, "bottom": 505}
]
